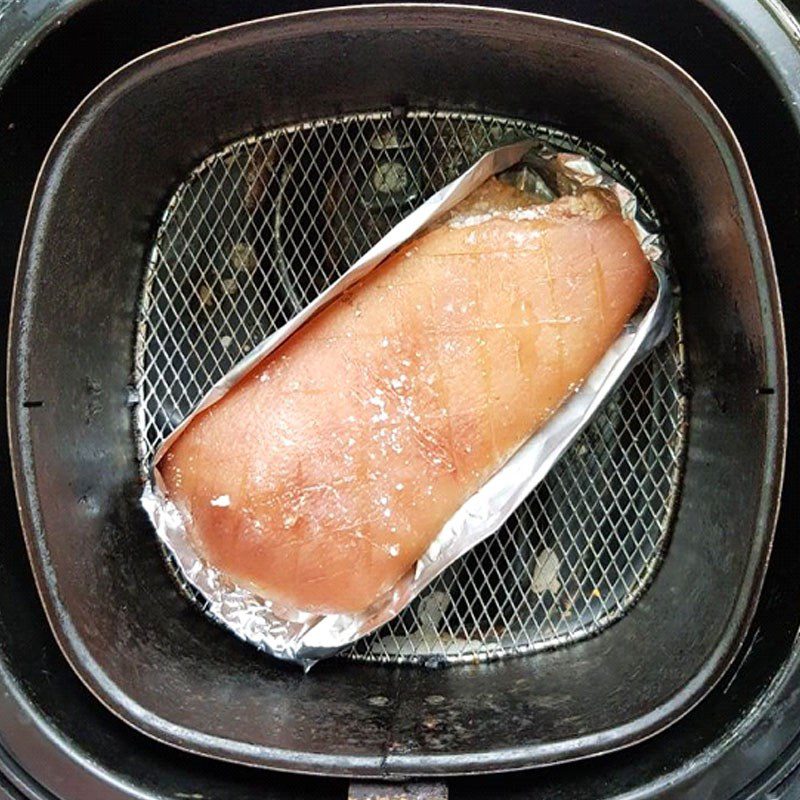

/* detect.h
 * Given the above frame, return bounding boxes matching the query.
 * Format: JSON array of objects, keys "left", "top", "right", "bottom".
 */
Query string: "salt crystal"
[
  {"left": 449, "top": 211, "right": 494, "bottom": 228},
  {"left": 210, "top": 494, "right": 231, "bottom": 508}
]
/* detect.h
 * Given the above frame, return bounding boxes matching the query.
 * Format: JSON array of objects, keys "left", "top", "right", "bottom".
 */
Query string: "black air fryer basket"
[{"left": 1, "top": 0, "right": 799, "bottom": 798}]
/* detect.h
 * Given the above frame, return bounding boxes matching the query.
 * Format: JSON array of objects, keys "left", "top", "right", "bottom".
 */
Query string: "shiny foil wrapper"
[{"left": 142, "top": 140, "right": 672, "bottom": 668}]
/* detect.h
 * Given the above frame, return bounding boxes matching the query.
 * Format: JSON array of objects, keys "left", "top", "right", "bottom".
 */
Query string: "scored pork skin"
[{"left": 161, "top": 179, "right": 651, "bottom": 614}]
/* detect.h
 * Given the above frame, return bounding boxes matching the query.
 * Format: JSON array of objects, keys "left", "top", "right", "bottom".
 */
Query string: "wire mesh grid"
[{"left": 134, "top": 111, "right": 687, "bottom": 665}]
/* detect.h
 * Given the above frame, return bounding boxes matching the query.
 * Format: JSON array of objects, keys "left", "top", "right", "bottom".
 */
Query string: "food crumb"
[{"left": 199, "top": 285, "right": 213, "bottom": 307}]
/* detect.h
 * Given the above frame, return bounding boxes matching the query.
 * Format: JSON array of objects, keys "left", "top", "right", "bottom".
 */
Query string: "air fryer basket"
[
  {"left": 8, "top": 5, "right": 784, "bottom": 777},
  {"left": 137, "top": 112, "right": 686, "bottom": 665}
]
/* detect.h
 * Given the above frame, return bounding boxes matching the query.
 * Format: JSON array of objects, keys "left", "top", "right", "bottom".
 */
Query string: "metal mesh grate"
[{"left": 134, "top": 111, "right": 687, "bottom": 665}]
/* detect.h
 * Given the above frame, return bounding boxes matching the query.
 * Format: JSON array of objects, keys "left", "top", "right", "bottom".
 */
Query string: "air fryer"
[{"left": 0, "top": 0, "right": 799, "bottom": 798}]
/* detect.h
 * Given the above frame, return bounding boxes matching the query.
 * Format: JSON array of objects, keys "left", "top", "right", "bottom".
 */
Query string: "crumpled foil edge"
[{"left": 141, "top": 140, "right": 672, "bottom": 668}]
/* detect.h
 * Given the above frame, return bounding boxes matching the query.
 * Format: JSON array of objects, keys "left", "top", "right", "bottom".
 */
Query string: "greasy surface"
[{"left": 161, "top": 179, "right": 651, "bottom": 614}]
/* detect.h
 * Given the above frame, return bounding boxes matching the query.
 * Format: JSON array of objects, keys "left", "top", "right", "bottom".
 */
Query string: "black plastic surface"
[
  {"left": 6, "top": 3, "right": 785, "bottom": 778},
  {"left": 0, "top": 0, "right": 799, "bottom": 797}
]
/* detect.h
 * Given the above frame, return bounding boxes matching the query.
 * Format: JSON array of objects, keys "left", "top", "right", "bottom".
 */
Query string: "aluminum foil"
[{"left": 142, "top": 140, "right": 672, "bottom": 669}]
